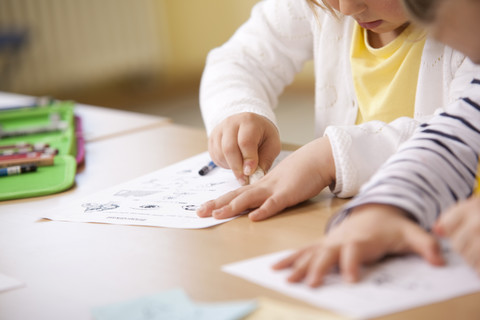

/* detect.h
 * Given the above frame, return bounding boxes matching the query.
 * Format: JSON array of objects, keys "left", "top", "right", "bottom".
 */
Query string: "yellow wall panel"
[{"left": 160, "top": 0, "right": 260, "bottom": 80}]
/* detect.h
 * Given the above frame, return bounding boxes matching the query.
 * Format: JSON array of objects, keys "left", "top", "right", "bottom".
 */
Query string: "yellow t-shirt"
[{"left": 351, "top": 23, "right": 426, "bottom": 124}]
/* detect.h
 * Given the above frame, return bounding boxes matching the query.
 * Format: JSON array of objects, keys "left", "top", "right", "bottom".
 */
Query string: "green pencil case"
[{"left": 0, "top": 101, "right": 77, "bottom": 201}]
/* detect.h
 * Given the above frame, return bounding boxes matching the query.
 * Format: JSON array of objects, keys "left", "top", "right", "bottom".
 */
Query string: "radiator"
[{"left": 0, "top": 0, "right": 166, "bottom": 94}]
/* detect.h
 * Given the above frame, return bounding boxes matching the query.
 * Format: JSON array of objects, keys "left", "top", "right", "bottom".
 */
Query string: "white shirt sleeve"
[
  {"left": 325, "top": 117, "right": 420, "bottom": 198},
  {"left": 199, "top": 0, "right": 315, "bottom": 135}
]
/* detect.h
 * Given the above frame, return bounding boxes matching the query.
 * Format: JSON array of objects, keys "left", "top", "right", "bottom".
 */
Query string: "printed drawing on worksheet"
[
  {"left": 223, "top": 243, "right": 480, "bottom": 319},
  {"left": 45, "top": 151, "right": 290, "bottom": 229}
]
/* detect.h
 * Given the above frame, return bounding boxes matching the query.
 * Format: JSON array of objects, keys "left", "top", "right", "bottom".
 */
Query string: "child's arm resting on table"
[
  {"left": 207, "top": 112, "right": 281, "bottom": 186},
  {"left": 273, "top": 204, "right": 445, "bottom": 287},
  {"left": 434, "top": 196, "right": 480, "bottom": 275},
  {"left": 197, "top": 136, "right": 335, "bottom": 221}
]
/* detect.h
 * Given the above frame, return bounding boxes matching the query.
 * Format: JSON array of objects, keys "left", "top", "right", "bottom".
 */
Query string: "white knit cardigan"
[{"left": 200, "top": 0, "right": 480, "bottom": 197}]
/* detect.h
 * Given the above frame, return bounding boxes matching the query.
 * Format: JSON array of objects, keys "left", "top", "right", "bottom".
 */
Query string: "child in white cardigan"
[
  {"left": 274, "top": 0, "right": 480, "bottom": 285},
  {"left": 198, "top": 0, "right": 479, "bottom": 221}
]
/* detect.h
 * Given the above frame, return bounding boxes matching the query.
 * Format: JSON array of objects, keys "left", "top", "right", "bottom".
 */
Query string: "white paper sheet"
[
  {"left": 222, "top": 247, "right": 480, "bottom": 319},
  {"left": 0, "top": 273, "right": 23, "bottom": 293},
  {"left": 45, "top": 151, "right": 290, "bottom": 229},
  {"left": 0, "top": 92, "right": 35, "bottom": 109}
]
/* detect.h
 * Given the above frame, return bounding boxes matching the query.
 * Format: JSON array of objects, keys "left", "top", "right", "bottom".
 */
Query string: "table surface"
[
  {"left": 1, "top": 106, "right": 480, "bottom": 320},
  {"left": 74, "top": 103, "right": 170, "bottom": 142}
]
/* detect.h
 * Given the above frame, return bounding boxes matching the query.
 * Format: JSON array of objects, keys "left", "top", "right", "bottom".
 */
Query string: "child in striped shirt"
[{"left": 274, "top": 0, "right": 480, "bottom": 286}]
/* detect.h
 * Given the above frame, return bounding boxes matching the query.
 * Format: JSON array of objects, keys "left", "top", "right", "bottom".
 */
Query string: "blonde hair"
[
  {"left": 306, "top": 0, "right": 336, "bottom": 17},
  {"left": 306, "top": 0, "right": 325, "bottom": 8}
]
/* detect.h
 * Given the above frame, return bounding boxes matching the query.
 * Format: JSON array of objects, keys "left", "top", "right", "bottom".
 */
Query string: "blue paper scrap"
[{"left": 92, "top": 288, "right": 257, "bottom": 320}]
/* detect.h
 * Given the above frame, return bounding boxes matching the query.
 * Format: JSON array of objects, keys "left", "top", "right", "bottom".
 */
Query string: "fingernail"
[{"left": 243, "top": 159, "right": 256, "bottom": 176}]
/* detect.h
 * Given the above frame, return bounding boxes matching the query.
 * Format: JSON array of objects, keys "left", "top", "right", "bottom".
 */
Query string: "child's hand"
[
  {"left": 434, "top": 196, "right": 480, "bottom": 275},
  {"left": 197, "top": 137, "right": 335, "bottom": 221},
  {"left": 272, "top": 204, "right": 445, "bottom": 287},
  {"left": 208, "top": 112, "right": 281, "bottom": 185}
]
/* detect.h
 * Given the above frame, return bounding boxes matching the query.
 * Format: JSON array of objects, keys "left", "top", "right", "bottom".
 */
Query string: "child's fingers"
[
  {"left": 257, "top": 128, "right": 281, "bottom": 174},
  {"left": 196, "top": 200, "right": 216, "bottom": 217},
  {"left": 248, "top": 193, "right": 289, "bottom": 221},
  {"left": 211, "top": 188, "right": 270, "bottom": 219},
  {"left": 305, "top": 247, "right": 339, "bottom": 287},
  {"left": 272, "top": 249, "right": 307, "bottom": 270},
  {"left": 196, "top": 189, "right": 244, "bottom": 217},
  {"left": 404, "top": 224, "right": 444, "bottom": 266},
  {"left": 237, "top": 125, "right": 260, "bottom": 177},
  {"left": 436, "top": 200, "right": 469, "bottom": 237},
  {"left": 238, "top": 137, "right": 258, "bottom": 176},
  {"left": 461, "top": 240, "right": 480, "bottom": 275},
  {"left": 208, "top": 132, "right": 227, "bottom": 168},
  {"left": 339, "top": 242, "right": 362, "bottom": 283},
  {"left": 222, "top": 126, "right": 247, "bottom": 185},
  {"left": 449, "top": 223, "right": 471, "bottom": 254},
  {"left": 448, "top": 213, "right": 480, "bottom": 253},
  {"left": 257, "top": 143, "right": 280, "bottom": 175},
  {"left": 286, "top": 249, "right": 315, "bottom": 283},
  {"left": 432, "top": 220, "right": 446, "bottom": 237},
  {"left": 443, "top": 210, "right": 480, "bottom": 273}
]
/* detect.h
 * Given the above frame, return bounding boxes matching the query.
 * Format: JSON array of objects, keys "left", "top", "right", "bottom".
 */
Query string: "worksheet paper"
[
  {"left": 45, "top": 151, "right": 290, "bottom": 229},
  {"left": 222, "top": 247, "right": 480, "bottom": 319}
]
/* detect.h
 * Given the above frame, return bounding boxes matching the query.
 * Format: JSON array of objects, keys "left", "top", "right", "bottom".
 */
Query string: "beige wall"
[
  {"left": 159, "top": 0, "right": 313, "bottom": 89},
  {"left": 159, "top": 0, "right": 259, "bottom": 82},
  {"left": 1, "top": 0, "right": 313, "bottom": 96},
  {"left": 1, "top": 0, "right": 163, "bottom": 95}
]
